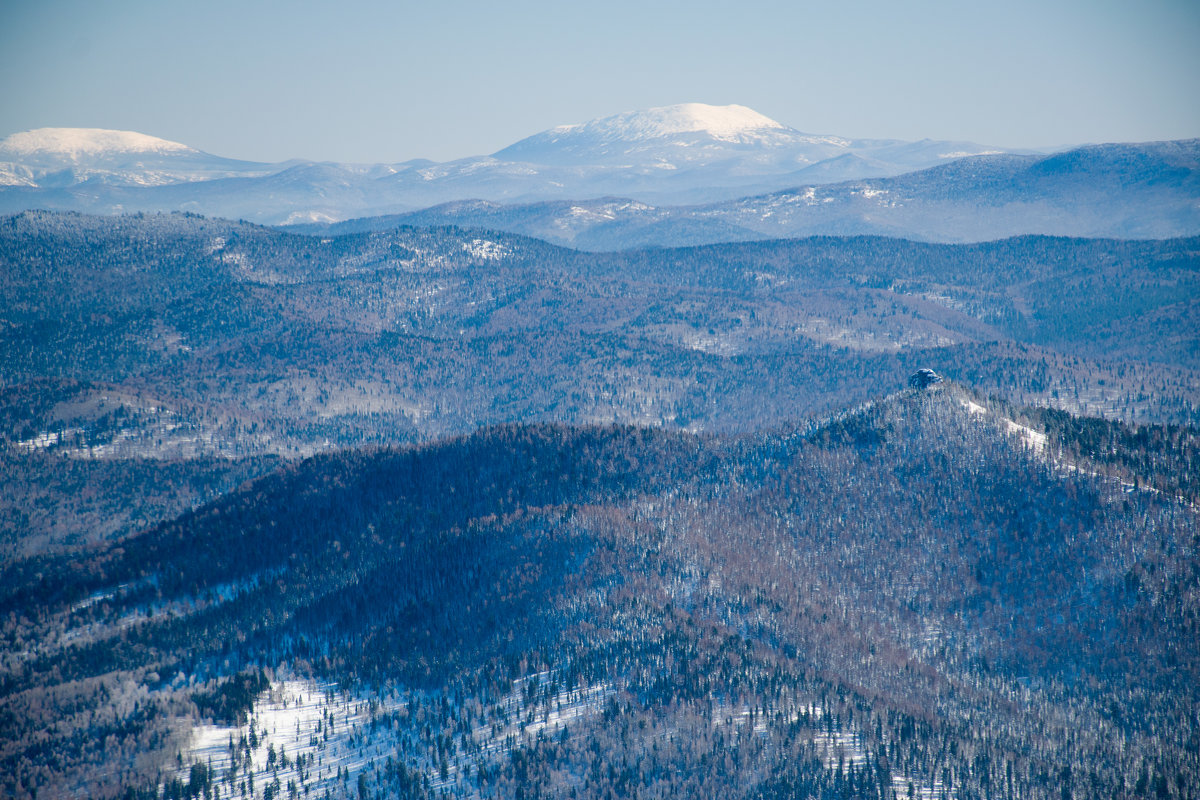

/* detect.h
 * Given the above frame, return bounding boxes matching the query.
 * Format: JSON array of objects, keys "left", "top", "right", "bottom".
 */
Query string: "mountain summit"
[
  {"left": 0, "top": 127, "right": 271, "bottom": 188},
  {"left": 543, "top": 102, "right": 793, "bottom": 143},
  {"left": 494, "top": 102, "right": 849, "bottom": 166},
  {"left": 0, "top": 127, "right": 196, "bottom": 159}
]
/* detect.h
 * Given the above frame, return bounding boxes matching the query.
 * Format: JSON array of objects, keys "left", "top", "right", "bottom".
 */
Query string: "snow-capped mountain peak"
[
  {"left": 0, "top": 128, "right": 275, "bottom": 189},
  {"left": 551, "top": 103, "right": 787, "bottom": 143},
  {"left": 0, "top": 128, "right": 197, "bottom": 159},
  {"left": 492, "top": 102, "right": 850, "bottom": 168}
]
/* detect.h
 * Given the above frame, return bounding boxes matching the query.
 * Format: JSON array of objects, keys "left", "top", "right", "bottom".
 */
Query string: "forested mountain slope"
[
  {"left": 1, "top": 388, "right": 1196, "bottom": 798},
  {"left": 3, "top": 211, "right": 1195, "bottom": 458}
]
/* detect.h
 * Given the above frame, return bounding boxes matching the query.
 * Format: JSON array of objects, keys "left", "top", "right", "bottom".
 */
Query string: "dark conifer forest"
[{"left": 0, "top": 211, "right": 1197, "bottom": 799}]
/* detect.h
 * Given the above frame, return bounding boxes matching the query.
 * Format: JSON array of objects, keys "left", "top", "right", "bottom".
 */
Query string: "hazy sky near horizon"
[{"left": 2, "top": 0, "right": 1198, "bottom": 162}]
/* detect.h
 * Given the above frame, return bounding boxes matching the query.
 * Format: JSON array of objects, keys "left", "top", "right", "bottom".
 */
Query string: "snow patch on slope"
[
  {"left": 963, "top": 399, "right": 1048, "bottom": 454},
  {"left": 462, "top": 238, "right": 511, "bottom": 261},
  {"left": 180, "top": 671, "right": 615, "bottom": 798},
  {"left": 0, "top": 164, "right": 36, "bottom": 186},
  {"left": 938, "top": 149, "right": 1003, "bottom": 159}
]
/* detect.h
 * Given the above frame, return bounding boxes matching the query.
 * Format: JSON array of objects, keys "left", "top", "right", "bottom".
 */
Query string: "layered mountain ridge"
[
  {"left": 319, "top": 138, "right": 1200, "bottom": 247},
  {"left": 0, "top": 103, "right": 1033, "bottom": 220},
  {"left": 4, "top": 105, "right": 1196, "bottom": 243},
  {"left": 2, "top": 210, "right": 1197, "bottom": 568}
]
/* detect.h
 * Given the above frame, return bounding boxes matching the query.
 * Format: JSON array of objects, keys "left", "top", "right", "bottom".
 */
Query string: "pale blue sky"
[{"left": 2, "top": 0, "right": 1197, "bottom": 162}]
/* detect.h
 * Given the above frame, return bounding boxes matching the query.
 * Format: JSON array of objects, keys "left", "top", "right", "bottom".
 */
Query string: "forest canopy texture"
[{"left": 0, "top": 211, "right": 1197, "bottom": 799}]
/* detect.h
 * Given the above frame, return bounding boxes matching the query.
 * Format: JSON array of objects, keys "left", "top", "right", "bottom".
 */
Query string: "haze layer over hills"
[{"left": 320, "top": 139, "right": 1200, "bottom": 248}]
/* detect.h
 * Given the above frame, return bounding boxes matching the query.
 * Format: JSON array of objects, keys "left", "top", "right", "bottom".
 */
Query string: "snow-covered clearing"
[
  {"left": 177, "top": 670, "right": 615, "bottom": 798},
  {"left": 461, "top": 239, "right": 510, "bottom": 261},
  {"left": 16, "top": 427, "right": 83, "bottom": 451},
  {"left": 185, "top": 679, "right": 399, "bottom": 797}
]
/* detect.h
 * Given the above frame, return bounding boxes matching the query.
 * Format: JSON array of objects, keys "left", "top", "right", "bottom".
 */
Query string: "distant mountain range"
[
  {"left": 3, "top": 105, "right": 1196, "bottom": 246},
  {"left": 0, "top": 104, "right": 1032, "bottom": 224},
  {"left": 309, "top": 139, "right": 1200, "bottom": 248}
]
